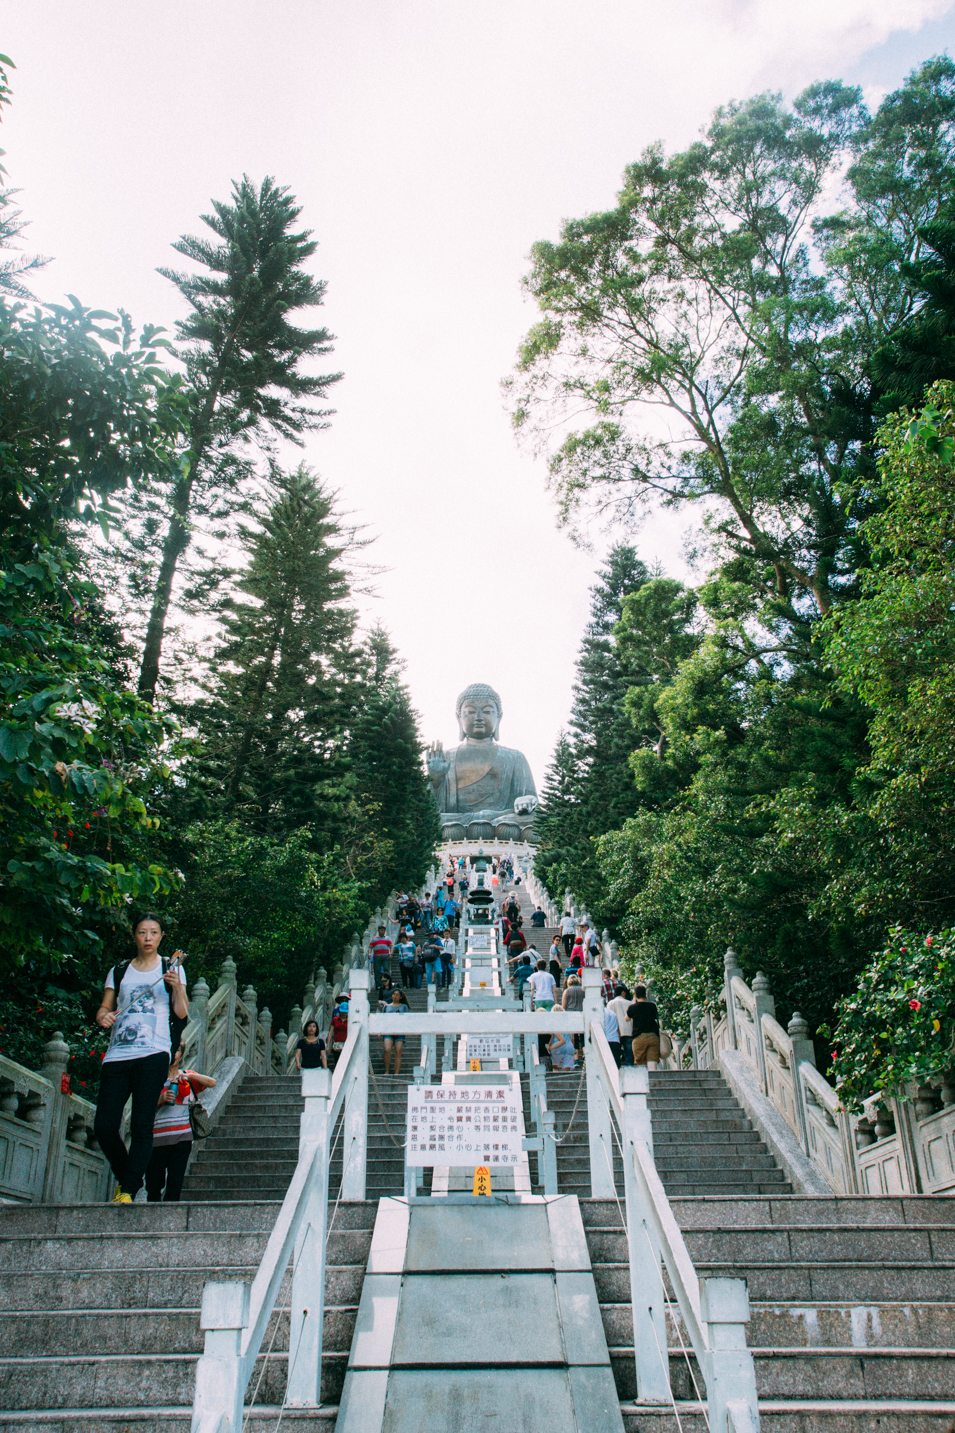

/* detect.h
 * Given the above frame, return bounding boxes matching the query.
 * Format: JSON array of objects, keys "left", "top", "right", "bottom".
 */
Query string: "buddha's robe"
[{"left": 434, "top": 741, "right": 537, "bottom": 815}]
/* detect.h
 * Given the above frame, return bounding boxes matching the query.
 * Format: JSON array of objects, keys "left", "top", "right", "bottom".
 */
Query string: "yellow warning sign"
[
  {"left": 469, "top": 1058, "right": 481, "bottom": 1071},
  {"left": 473, "top": 1166, "right": 492, "bottom": 1196},
  {"left": 479, "top": 981, "right": 486, "bottom": 987}
]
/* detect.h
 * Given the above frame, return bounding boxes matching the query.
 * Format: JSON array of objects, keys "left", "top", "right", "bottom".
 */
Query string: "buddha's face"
[{"left": 460, "top": 698, "right": 500, "bottom": 740}]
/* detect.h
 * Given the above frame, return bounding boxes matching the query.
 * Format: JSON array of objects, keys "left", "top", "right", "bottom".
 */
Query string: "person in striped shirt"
[{"left": 144, "top": 1041, "right": 216, "bottom": 1202}]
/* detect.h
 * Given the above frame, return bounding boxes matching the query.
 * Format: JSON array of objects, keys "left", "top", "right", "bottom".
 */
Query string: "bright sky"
[{"left": 4, "top": 1, "right": 955, "bottom": 785}]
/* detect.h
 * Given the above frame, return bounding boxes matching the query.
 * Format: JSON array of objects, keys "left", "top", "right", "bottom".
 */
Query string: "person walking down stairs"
[
  {"left": 145, "top": 1040, "right": 216, "bottom": 1203},
  {"left": 93, "top": 912, "right": 189, "bottom": 1204}
]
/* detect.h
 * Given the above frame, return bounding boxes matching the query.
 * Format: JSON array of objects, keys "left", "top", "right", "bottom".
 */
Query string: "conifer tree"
[
  {"left": 185, "top": 464, "right": 356, "bottom": 841},
  {"left": 349, "top": 626, "right": 441, "bottom": 899},
  {"left": 534, "top": 546, "right": 650, "bottom": 921},
  {"left": 138, "top": 177, "right": 342, "bottom": 700}
]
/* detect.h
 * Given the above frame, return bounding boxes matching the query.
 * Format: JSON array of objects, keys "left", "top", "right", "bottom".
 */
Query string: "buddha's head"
[{"left": 456, "top": 683, "right": 502, "bottom": 742}]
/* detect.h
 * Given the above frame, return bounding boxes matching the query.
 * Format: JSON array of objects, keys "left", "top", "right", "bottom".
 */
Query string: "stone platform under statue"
[{"left": 428, "top": 683, "right": 538, "bottom": 843}]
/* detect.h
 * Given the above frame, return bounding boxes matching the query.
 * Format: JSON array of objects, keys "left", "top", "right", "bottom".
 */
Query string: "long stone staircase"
[{"left": 3, "top": 884, "right": 955, "bottom": 1429}]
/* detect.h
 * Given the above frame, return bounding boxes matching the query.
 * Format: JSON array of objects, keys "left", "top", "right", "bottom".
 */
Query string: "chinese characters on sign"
[
  {"left": 406, "top": 1084, "right": 524, "bottom": 1166},
  {"left": 465, "top": 1034, "right": 513, "bottom": 1061}
]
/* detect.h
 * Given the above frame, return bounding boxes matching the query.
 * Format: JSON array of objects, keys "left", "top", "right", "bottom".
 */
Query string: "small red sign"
[{"left": 60, "top": 1073, "right": 71, "bottom": 1095}]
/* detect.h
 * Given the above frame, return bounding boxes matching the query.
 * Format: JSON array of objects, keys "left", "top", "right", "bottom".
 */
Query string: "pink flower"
[
  {"left": 926, "top": 936, "right": 933, "bottom": 946},
  {"left": 909, "top": 1000, "right": 922, "bottom": 1010}
]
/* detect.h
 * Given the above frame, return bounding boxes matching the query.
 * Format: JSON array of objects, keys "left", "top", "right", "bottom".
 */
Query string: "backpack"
[{"left": 110, "top": 955, "right": 189, "bottom": 1059}]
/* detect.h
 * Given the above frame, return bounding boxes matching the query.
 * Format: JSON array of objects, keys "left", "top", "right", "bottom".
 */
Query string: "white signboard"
[
  {"left": 465, "top": 1034, "right": 513, "bottom": 1061},
  {"left": 407, "top": 1084, "right": 524, "bottom": 1166}
]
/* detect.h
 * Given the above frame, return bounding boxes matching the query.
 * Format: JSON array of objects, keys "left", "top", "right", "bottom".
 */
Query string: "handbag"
[
  {"left": 658, "top": 1031, "right": 673, "bottom": 1059},
  {"left": 189, "top": 1100, "right": 211, "bottom": 1139}
]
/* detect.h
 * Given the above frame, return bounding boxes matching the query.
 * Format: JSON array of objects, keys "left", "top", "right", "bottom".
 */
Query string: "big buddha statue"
[{"left": 427, "top": 683, "right": 538, "bottom": 843}]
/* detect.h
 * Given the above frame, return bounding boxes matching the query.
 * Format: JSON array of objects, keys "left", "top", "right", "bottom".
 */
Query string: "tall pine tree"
[
  {"left": 349, "top": 625, "right": 441, "bottom": 901},
  {"left": 184, "top": 463, "right": 357, "bottom": 842},
  {"left": 138, "top": 176, "right": 342, "bottom": 699},
  {"left": 534, "top": 546, "right": 650, "bottom": 924}
]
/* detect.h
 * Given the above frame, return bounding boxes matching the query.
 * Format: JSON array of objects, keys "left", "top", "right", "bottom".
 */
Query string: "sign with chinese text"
[
  {"left": 465, "top": 1035, "right": 512, "bottom": 1061},
  {"left": 406, "top": 1084, "right": 524, "bottom": 1166}
]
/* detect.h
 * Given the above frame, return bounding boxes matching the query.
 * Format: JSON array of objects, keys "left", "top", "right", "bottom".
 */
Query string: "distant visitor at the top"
[{"left": 427, "top": 683, "right": 538, "bottom": 844}]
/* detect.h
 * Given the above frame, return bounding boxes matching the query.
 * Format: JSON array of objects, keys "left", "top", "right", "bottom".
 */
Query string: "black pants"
[
  {"left": 145, "top": 1140, "right": 192, "bottom": 1202},
  {"left": 94, "top": 1050, "right": 170, "bottom": 1197},
  {"left": 608, "top": 1040, "right": 623, "bottom": 1068},
  {"left": 562, "top": 934, "right": 573, "bottom": 959}
]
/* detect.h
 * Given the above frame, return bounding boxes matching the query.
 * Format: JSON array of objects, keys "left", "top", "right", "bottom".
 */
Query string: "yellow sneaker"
[{"left": 111, "top": 1188, "right": 132, "bottom": 1204}]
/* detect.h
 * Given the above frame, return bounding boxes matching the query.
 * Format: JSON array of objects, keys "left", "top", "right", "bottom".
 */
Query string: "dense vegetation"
[
  {"left": 516, "top": 57, "right": 955, "bottom": 1088},
  {"left": 0, "top": 55, "right": 438, "bottom": 1079}
]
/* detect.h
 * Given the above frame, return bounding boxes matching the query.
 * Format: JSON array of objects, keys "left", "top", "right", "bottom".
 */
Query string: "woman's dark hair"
[
  {"left": 634, "top": 985, "right": 647, "bottom": 1000},
  {"left": 132, "top": 910, "right": 163, "bottom": 932},
  {"left": 303, "top": 1020, "right": 319, "bottom": 1038},
  {"left": 392, "top": 988, "right": 410, "bottom": 1006}
]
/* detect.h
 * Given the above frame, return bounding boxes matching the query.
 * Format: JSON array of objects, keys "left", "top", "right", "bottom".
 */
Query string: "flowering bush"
[
  {"left": 823, "top": 927, "right": 955, "bottom": 1108},
  {"left": 0, "top": 988, "right": 109, "bottom": 1093}
]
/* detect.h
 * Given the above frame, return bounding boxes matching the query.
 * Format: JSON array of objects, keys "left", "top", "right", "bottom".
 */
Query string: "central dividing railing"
[{"left": 190, "top": 964, "right": 761, "bottom": 1433}]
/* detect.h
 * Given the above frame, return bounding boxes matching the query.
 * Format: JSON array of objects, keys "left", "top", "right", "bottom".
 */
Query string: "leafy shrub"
[{"left": 824, "top": 927, "right": 955, "bottom": 1107}]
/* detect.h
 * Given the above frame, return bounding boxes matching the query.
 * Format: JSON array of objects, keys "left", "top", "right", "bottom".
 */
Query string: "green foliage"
[
  {"left": 158, "top": 821, "right": 365, "bottom": 1022},
  {"left": 0, "top": 546, "right": 181, "bottom": 975},
  {"left": 139, "top": 175, "right": 343, "bottom": 699},
  {"left": 0, "top": 295, "right": 184, "bottom": 979},
  {"left": 533, "top": 547, "right": 655, "bottom": 926},
  {"left": 181, "top": 463, "right": 357, "bottom": 840},
  {"left": 0, "top": 985, "right": 108, "bottom": 1093},
  {"left": 823, "top": 927, "right": 955, "bottom": 1106}
]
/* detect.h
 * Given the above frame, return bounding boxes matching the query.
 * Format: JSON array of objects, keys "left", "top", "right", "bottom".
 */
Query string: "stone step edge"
[
  {"left": 591, "top": 1259, "right": 955, "bottom": 1272},
  {"left": 583, "top": 1223, "right": 955, "bottom": 1235},
  {"left": 0, "top": 1351, "right": 346, "bottom": 1368},
  {"left": 2, "top": 1304, "right": 359, "bottom": 1318},
  {"left": 608, "top": 1344, "right": 955, "bottom": 1359},
  {"left": 619, "top": 1400, "right": 955, "bottom": 1414},
  {"left": 0, "top": 1408, "right": 338, "bottom": 1424}
]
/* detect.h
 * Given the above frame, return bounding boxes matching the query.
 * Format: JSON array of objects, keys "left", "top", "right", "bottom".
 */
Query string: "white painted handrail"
[
  {"left": 191, "top": 970, "right": 371, "bottom": 1433},
  {"left": 587, "top": 1022, "right": 761, "bottom": 1431}
]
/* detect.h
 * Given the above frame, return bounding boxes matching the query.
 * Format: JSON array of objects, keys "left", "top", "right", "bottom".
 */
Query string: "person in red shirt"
[
  {"left": 329, "top": 1000, "right": 349, "bottom": 1067},
  {"left": 368, "top": 926, "right": 393, "bottom": 983}
]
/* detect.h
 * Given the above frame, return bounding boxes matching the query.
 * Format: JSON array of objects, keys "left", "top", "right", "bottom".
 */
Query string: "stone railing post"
[
  {"left": 787, "top": 1011, "right": 816, "bottom": 1155},
  {"left": 690, "top": 1006, "right": 703, "bottom": 1071},
  {"left": 583, "top": 968, "right": 615, "bottom": 1197},
  {"left": 242, "top": 985, "right": 259, "bottom": 1070},
  {"left": 619, "top": 1065, "right": 669, "bottom": 1403},
  {"left": 340, "top": 969, "right": 370, "bottom": 1200},
  {"left": 290, "top": 1004, "right": 303, "bottom": 1041},
  {"left": 192, "top": 1281, "right": 250, "bottom": 1433},
  {"left": 699, "top": 1277, "right": 760, "bottom": 1433},
  {"left": 219, "top": 956, "right": 238, "bottom": 1058},
  {"left": 190, "top": 976, "right": 210, "bottom": 1072},
  {"left": 258, "top": 1008, "right": 272, "bottom": 1074},
  {"left": 723, "top": 947, "right": 742, "bottom": 1052},
  {"left": 39, "top": 1031, "right": 71, "bottom": 1203},
  {"left": 314, "top": 971, "right": 328, "bottom": 1032},
  {"left": 274, "top": 1028, "right": 288, "bottom": 1075},
  {"left": 303, "top": 979, "right": 316, "bottom": 1025},
  {"left": 752, "top": 971, "right": 775, "bottom": 1094}
]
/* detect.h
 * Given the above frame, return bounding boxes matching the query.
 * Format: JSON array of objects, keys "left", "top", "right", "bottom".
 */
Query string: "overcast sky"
[{"left": 4, "top": 1, "right": 955, "bottom": 785}]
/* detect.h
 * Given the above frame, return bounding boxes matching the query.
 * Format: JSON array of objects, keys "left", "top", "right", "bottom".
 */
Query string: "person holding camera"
[
  {"left": 145, "top": 1039, "right": 216, "bottom": 1202},
  {"left": 93, "top": 912, "right": 189, "bottom": 1204}
]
